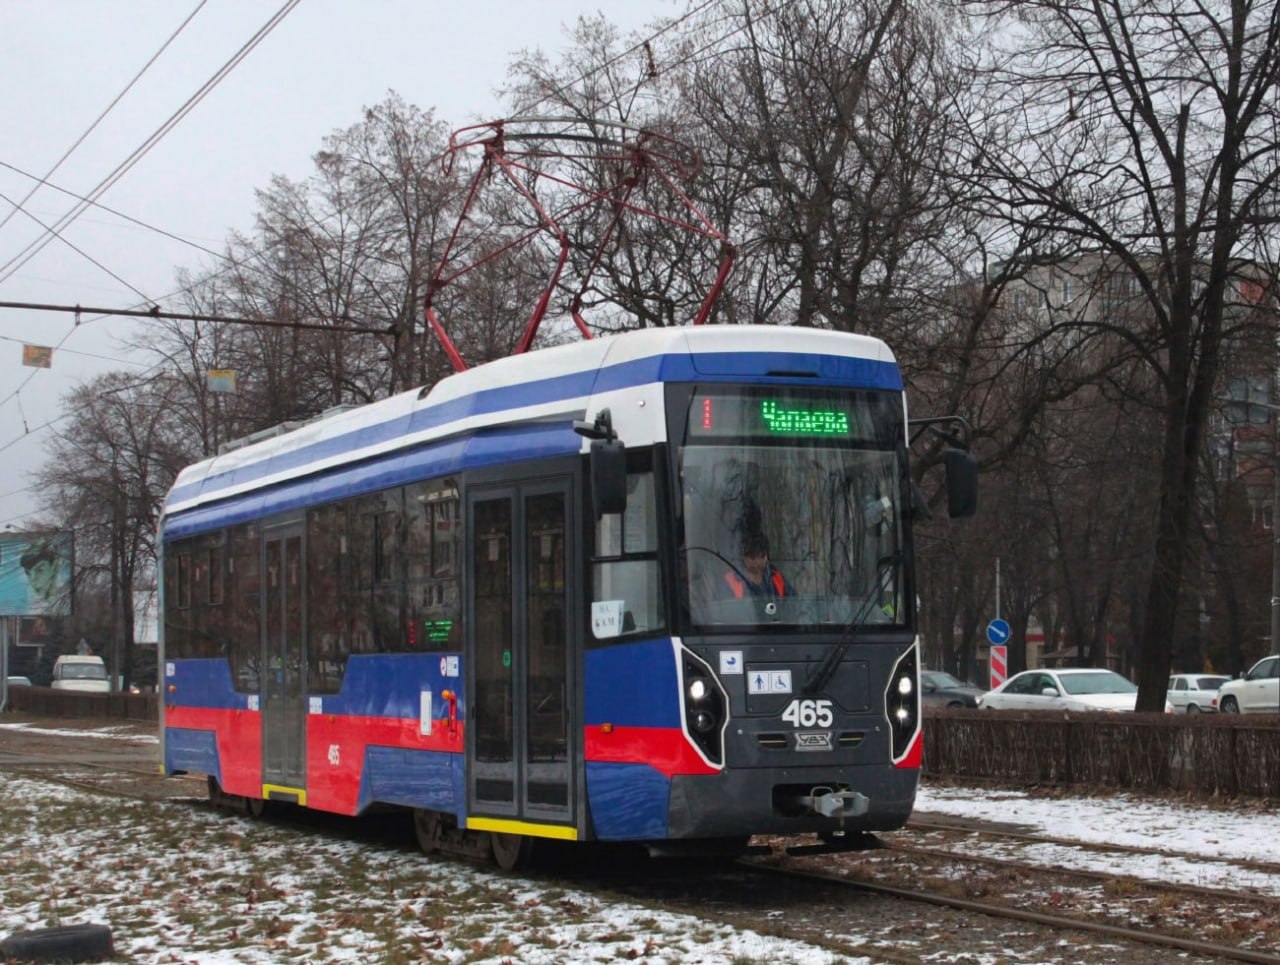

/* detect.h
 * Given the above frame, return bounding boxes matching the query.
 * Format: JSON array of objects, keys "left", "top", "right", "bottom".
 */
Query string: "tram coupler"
[{"left": 799, "top": 787, "right": 869, "bottom": 818}]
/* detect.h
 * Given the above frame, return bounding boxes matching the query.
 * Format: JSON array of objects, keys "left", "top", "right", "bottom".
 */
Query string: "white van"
[{"left": 51, "top": 655, "right": 110, "bottom": 693}]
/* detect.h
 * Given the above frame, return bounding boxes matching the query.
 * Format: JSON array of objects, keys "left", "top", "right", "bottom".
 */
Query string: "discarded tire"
[{"left": 0, "top": 923, "right": 114, "bottom": 962}]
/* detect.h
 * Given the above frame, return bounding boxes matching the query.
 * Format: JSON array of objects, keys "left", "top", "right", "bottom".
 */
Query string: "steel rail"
[
  {"left": 909, "top": 814, "right": 1280, "bottom": 878},
  {"left": 890, "top": 839, "right": 1280, "bottom": 910},
  {"left": 746, "top": 860, "right": 1280, "bottom": 965}
]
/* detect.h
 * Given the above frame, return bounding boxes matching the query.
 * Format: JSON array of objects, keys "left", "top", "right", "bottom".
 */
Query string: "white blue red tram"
[{"left": 159, "top": 325, "right": 975, "bottom": 867}]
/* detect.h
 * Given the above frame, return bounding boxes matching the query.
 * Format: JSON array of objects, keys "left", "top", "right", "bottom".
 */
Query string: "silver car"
[
  {"left": 1213, "top": 656, "right": 1280, "bottom": 714},
  {"left": 1166, "top": 673, "right": 1230, "bottom": 713}
]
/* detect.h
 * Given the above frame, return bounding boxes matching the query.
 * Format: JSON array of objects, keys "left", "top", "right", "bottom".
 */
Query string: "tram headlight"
[
  {"left": 681, "top": 654, "right": 727, "bottom": 766},
  {"left": 885, "top": 646, "right": 919, "bottom": 761}
]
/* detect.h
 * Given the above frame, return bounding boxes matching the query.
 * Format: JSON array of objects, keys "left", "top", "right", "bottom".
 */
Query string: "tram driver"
[{"left": 719, "top": 532, "right": 793, "bottom": 600}]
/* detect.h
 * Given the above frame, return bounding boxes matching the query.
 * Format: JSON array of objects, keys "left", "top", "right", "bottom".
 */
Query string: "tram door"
[
  {"left": 262, "top": 521, "right": 307, "bottom": 794},
  {"left": 468, "top": 480, "right": 575, "bottom": 827}
]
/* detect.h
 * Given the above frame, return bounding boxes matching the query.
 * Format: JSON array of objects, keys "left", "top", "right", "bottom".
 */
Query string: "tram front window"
[{"left": 678, "top": 386, "right": 906, "bottom": 629}]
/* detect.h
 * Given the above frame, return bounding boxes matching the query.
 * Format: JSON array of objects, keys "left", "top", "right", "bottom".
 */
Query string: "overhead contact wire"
[
  {"left": 0, "top": 1, "right": 209, "bottom": 239},
  {"left": 0, "top": 0, "right": 303, "bottom": 288}
]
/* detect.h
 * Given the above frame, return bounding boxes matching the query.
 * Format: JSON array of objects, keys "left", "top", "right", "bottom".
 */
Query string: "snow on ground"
[
  {"left": 3, "top": 719, "right": 1278, "bottom": 963},
  {"left": 0, "top": 768, "right": 860, "bottom": 965},
  {"left": 914, "top": 785, "right": 1280, "bottom": 897},
  {"left": 0, "top": 721, "right": 159, "bottom": 743},
  {"left": 916, "top": 785, "right": 1280, "bottom": 864}
]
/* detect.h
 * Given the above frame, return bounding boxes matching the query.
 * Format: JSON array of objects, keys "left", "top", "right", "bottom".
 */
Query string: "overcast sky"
[{"left": 0, "top": 0, "right": 676, "bottom": 529}]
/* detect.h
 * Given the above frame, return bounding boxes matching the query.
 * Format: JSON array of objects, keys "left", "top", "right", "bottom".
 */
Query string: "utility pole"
[
  {"left": 1271, "top": 382, "right": 1280, "bottom": 656},
  {"left": 995, "top": 556, "right": 1002, "bottom": 619}
]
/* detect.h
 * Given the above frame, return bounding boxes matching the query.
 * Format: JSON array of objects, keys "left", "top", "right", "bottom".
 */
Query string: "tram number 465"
[{"left": 781, "top": 698, "right": 833, "bottom": 728}]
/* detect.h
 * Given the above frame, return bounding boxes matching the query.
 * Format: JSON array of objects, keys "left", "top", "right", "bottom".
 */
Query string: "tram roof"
[{"left": 162, "top": 325, "right": 899, "bottom": 521}]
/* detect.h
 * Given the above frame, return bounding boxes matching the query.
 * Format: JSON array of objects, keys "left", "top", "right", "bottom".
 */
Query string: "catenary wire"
[
  {"left": 0, "top": 0, "right": 302, "bottom": 288},
  {"left": 0, "top": 0, "right": 305, "bottom": 468},
  {"left": 3, "top": 0, "right": 771, "bottom": 313},
  {"left": 0, "top": 333, "right": 150, "bottom": 368},
  {"left": 0, "top": 1, "right": 209, "bottom": 241},
  {"left": 2, "top": 0, "right": 776, "bottom": 342},
  {"left": 0, "top": 1, "right": 789, "bottom": 520},
  {"left": 0, "top": 188, "right": 151, "bottom": 302}
]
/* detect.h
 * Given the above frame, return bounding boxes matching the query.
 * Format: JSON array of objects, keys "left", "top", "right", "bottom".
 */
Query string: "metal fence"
[
  {"left": 4, "top": 685, "right": 158, "bottom": 722},
  {"left": 924, "top": 709, "right": 1280, "bottom": 798}
]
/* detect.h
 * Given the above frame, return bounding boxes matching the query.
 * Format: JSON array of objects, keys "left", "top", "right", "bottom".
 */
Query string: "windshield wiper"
[{"left": 803, "top": 553, "right": 900, "bottom": 696}]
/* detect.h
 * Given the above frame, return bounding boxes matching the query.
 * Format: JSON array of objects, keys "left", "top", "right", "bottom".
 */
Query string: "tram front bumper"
[{"left": 664, "top": 764, "right": 916, "bottom": 840}]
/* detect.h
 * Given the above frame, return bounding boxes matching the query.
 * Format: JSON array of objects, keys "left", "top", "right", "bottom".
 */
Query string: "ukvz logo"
[{"left": 795, "top": 732, "right": 832, "bottom": 751}]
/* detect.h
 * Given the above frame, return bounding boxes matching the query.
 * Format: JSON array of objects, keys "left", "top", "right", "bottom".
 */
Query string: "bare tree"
[
  {"left": 498, "top": 16, "right": 731, "bottom": 333},
  {"left": 955, "top": 0, "right": 1280, "bottom": 709},
  {"left": 34, "top": 373, "right": 189, "bottom": 688},
  {"left": 675, "top": 0, "right": 970, "bottom": 338}
]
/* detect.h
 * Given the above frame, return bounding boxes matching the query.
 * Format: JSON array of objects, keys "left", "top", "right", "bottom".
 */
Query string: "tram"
[{"left": 159, "top": 324, "right": 976, "bottom": 868}]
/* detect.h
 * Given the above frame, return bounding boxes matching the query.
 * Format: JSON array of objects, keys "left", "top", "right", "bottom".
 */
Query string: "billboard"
[{"left": 0, "top": 532, "right": 73, "bottom": 617}]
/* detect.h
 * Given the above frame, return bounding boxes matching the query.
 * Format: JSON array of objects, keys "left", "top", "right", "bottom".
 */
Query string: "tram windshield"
[{"left": 677, "top": 385, "right": 907, "bottom": 630}]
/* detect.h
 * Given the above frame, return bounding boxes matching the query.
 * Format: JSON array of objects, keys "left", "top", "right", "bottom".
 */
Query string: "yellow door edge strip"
[
  {"left": 262, "top": 783, "right": 307, "bottom": 806},
  {"left": 466, "top": 816, "right": 579, "bottom": 841}
]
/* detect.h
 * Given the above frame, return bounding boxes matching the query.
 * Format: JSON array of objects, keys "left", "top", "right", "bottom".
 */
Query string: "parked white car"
[
  {"left": 979, "top": 667, "right": 1171, "bottom": 712},
  {"left": 1167, "top": 673, "right": 1231, "bottom": 713},
  {"left": 1212, "top": 655, "right": 1280, "bottom": 714},
  {"left": 50, "top": 655, "right": 110, "bottom": 693}
]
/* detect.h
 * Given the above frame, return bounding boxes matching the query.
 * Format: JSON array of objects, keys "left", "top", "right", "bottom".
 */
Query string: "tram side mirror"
[
  {"left": 944, "top": 448, "right": 978, "bottom": 518},
  {"left": 591, "top": 438, "right": 627, "bottom": 517}
]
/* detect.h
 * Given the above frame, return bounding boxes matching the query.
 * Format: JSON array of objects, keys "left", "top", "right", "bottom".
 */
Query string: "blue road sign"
[{"left": 986, "top": 618, "right": 1011, "bottom": 645}]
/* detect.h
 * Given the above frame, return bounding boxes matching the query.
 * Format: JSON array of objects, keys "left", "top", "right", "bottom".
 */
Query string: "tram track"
[
  {"left": 0, "top": 747, "right": 201, "bottom": 802},
  {"left": 3, "top": 731, "right": 1277, "bottom": 964},
  {"left": 909, "top": 813, "right": 1280, "bottom": 880},
  {"left": 740, "top": 858, "right": 1280, "bottom": 965},
  {"left": 889, "top": 837, "right": 1280, "bottom": 910},
  {"left": 742, "top": 814, "right": 1280, "bottom": 965}
]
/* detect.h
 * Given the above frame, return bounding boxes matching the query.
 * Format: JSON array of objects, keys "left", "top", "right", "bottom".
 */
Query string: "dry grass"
[{"left": 0, "top": 773, "right": 838, "bottom": 964}]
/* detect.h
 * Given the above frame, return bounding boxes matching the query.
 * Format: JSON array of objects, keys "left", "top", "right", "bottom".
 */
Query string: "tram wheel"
[
  {"left": 413, "top": 809, "right": 443, "bottom": 854},
  {"left": 489, "top": 832, "right": 533, "bottom": 871},
  {"left": 246, "top": 796, "right": 268, "bottom": 819}
]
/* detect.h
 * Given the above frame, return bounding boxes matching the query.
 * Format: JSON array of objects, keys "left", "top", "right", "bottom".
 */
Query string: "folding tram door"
[
  {"left": 260, "top": 519, "right": 307, "bottom": 804},
  {"left": 467, "top": 476, "right": 578, "bottom": 867}
]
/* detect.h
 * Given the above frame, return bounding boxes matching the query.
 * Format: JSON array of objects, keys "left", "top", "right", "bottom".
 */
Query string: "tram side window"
[
  {"left": 206, "top": 543, "right": 224, "bottom": 605},
  {"left": 165, "top": 534, "right": 227, "bottom": 659},
  {"left": 163, "top": 543, "right": 191, "bottom": 657},
  {"left": 348, "top": 490, "right": 404, "bottom": 653},
  {"left": 404, "top": 479, "right": 462, "bottom": 651},
  {"left": 307, "top": 503, "right": 349, "bottom": 693},
  {"left": 189, "top": 533, "right": 228, "bottom": 657},
  {"left": 590, "top": 462, "right": 664, "bottom": 643},
  {"left": 228, "top": 522, "right": 261, "bottom": 692}
]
